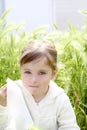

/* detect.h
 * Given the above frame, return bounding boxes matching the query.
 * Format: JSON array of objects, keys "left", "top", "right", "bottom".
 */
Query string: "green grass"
[{"left": 0, "top": 9, "right": 87, "bottom": 130}]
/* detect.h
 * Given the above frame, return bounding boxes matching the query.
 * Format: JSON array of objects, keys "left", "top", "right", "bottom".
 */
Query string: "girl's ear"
[{"left": 52, "top": 69, "right": 58, "bottom": 79}]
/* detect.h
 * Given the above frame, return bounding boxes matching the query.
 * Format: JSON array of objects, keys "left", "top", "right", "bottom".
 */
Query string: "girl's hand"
[{"left": 0, "top": 85, "right": 7, "bottom": 106}]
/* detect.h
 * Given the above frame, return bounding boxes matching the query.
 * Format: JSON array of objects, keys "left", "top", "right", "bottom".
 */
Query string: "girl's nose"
[{"left": 31, "top": 75, "right": 37, "bottom": 83}]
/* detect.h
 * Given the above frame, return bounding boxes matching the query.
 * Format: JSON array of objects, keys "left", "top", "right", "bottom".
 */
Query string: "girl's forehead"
[
  {"left": 31, "top": 56, "right": 48, "bottom": 64},
  {"left": 21, "top": 57, "right": 51, "bottom": 69}
]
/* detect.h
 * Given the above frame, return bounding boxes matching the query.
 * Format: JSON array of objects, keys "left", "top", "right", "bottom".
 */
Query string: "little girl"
[{"left": 0, "top": 40, "right": 80, "bottom": 130}]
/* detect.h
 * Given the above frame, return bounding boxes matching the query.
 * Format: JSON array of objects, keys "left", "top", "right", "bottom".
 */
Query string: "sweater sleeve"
[
  {"left": 0, "top": 105, "right": 8, "bottom": 130},
  {"left": 57, "top": 94, "right": 80, "bottom": 130}
]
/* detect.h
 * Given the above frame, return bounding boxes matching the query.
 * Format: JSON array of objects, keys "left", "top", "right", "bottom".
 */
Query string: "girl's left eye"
[
  {"left": 25, "top": 71, "right": 31, "bottom": 74},
  {"left": 39, "top": 72, "right": 46, "bottom": 75}
]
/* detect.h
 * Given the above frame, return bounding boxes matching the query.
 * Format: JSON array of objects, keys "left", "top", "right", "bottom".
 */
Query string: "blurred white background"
[{"left": 0, "top": 0, "right": 87, "bottom": 32}]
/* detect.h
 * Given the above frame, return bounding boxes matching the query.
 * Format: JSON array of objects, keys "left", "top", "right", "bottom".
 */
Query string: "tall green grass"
[
  {"left": 0, "top": 10, "right": 87, "bottom": 130},
  {"left": 0, "top": 9, "right": 30, "bottom": 85},
  {"left": 54, "top": 24, "right": 87, "bottom": 129}
]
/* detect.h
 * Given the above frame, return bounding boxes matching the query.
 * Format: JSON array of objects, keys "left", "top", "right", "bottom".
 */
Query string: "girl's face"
[{"left": 20, "top": 57, "right": 56, "bottom": 100}]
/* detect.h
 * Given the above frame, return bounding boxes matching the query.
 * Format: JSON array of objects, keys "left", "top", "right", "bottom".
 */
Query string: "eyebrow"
[
  {"left": 38, "top": 68, "right": 51, "bottom": 72},
  {"left": 23, "top": 68, "right": 49, "bottom": 72},
  {"left": 23, "top": 68, "right": 31, "bottom": 71}
]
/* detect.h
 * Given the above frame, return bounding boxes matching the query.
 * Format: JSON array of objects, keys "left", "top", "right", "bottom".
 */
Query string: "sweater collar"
[{"left": 18, "top": 80, "right": 64, "bottom": 105}]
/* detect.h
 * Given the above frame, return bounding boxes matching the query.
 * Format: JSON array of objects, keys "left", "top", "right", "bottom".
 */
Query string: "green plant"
[
  {"left": 28, "top": 125, "right": 40, "bottom": 130},
  {"left": 0, "top": 9, "right": 30, "bottom": 86},
  {"left": 0, "top": 9, "right": 87, "bottom": 130},
  {"left": 54, "top": 23, "right": 87, "bottom": 130}
]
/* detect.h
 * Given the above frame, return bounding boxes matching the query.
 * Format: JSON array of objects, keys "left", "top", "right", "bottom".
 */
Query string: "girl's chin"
[{"left": 26, "top": 87, "right": 38, "bottom": 94}]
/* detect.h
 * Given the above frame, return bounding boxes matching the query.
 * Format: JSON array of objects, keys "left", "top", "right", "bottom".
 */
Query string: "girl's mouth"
[{"left": 29, "top": 85, "right": 39, "bottom": 88}]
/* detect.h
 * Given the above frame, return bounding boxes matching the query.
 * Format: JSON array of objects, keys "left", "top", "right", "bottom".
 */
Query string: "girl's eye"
[
  {"left": 25, "top": 71, "right": 31, "bottom": 74},
  {"left": 39, "top": 72, "right": 46, "bottom": 75}
]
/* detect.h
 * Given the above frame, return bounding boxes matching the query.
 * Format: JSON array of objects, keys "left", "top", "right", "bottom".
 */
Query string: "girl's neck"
[{"left": 32, "top": 86, "right": 49, "bottom": 103}]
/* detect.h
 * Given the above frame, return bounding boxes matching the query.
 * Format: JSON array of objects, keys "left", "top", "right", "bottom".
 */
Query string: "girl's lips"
[{"left": 29, "top": 85, "right": 39, "bottom": 88}]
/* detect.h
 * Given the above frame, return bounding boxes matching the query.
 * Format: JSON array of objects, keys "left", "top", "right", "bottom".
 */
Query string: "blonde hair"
[{"left": 19, "top": 39, "right": 57, "bottom": 70}]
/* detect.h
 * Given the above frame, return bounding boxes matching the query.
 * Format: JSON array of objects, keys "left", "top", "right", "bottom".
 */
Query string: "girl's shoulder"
[
  {"left": 50, "top": 80, "right": 69, "bottom": 102},
  {"left": 50, "top": 80, "right": 65, "bottom": 97}
]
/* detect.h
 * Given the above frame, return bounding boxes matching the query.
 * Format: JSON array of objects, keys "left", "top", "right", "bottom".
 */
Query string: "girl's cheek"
[
  {"left": 23, "top": 76, "right": 29, "bottom": 82},
  {"left": 39, "top": 76, "right": 49, "bottom": 82},
  {"left": 21, "top": 75, "right": 27, "bottom": 83}
]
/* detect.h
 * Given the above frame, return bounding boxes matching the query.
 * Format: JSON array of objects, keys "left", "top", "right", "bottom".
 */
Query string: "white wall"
[
  {"left": 55, "top": 0, "right": 87, "bottom": 30},
  {"left": 6, "top": 0, "right": 55, "bottom": 32},
  {"left": 4, "top": 0, "right": 87, "bottom": 31},
  {"left": 0, "top": 0, "right": 5, "bottom": 16}
]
